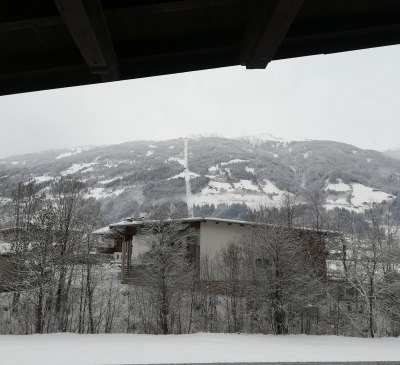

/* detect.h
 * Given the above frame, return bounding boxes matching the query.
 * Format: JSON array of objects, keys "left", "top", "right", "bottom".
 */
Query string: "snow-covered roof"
[
  {"left": 109, "top": 216, "right": 205, "bottom": 228},
  {"left": 92, "top": 226, "right": 113, "bottom": 235},
  {"left": 91, "top": 225, "right": 120, "bottom": 239},
  {"left": 109, "top": 217, "right": 339, "bottom": 235}
]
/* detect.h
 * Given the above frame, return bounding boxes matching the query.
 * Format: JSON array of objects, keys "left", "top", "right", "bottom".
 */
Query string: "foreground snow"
[{"left": 1, "top": 333, "right": 400, "bottom": 365}]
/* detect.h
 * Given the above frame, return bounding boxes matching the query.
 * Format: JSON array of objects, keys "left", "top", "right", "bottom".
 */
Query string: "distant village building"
[{"left": 95, "top": 217, "right": 338, "bottom": 284}]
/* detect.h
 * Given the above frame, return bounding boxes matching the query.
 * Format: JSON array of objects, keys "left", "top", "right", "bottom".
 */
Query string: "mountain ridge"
[{"left": 1, "top": 137, "right": 399, "bottom": 223}]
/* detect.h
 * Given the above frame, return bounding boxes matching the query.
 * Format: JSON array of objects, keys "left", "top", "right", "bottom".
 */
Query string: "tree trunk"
[
  {"left": 35, "top": 285, "right": 44, "bottom": 334},
  {"left": 368, "top": 277, "right": 375, "bottom": 338}
]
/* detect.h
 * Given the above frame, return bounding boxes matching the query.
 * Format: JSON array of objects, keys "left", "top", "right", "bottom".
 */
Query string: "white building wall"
[
  {"left": 122, "top": 221, "right": 249, "bottom": 280},
  {"left": 131, "top": 235, "right": 151, "bottom": 262},
  {"left": 199, "top": 221, "right": 247, "bottom": 279}
]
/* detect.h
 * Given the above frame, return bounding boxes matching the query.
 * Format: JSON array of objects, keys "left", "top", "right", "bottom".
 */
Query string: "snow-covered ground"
[
  {"left": 56, "top": 146, "right": 92, "bottom": 160},
  {"left": 33, "top": 175, "right": 54, "bottom": 183},
  {"left": 167, "top": 156, "right": 185, "bottom": 166},
  {"left": 0, "top": 333, "right": 399, "bottom": 365},
  {"left": 220, "top": 159, "right": 249, "bottom": 166},
  {"left": 208, "top": 160, "right": 250, "bottom": 173},
  {"left": 351, "top": 183, "right": 394, "bottom": 207},
  {"left": 238, "top": 134, "right": 310, "bottom": 147},
  {"left": 60, "top": 162, "right": 97, "bottom": 176},
  {"left": 168, "top": 170, "right": 200, "bottom": 180},
  {"left": 98, "top": 176, "right": 123, "bottom": 185},
  {"left": 190, "top": 179, "right": 287, "bottom": 209},
  {"left": 86, "top": 187, "right": 125, "bottom": 199},
  {"left": 10, "top": 160, "right": 26, "bottom": 165},
  {"left": 233, "top": 179, "right": 259, "bottom": 192},
  {"left": 324, "top": 179, "right": 395, "bottom": 212},
  {"left": 325, "top": 178, "right": 351, "bottom": 192}
]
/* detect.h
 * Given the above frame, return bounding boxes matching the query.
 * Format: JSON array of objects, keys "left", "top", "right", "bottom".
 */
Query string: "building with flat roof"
[{"left": 96, "top": 217, "right": 337, "bottom": 283}]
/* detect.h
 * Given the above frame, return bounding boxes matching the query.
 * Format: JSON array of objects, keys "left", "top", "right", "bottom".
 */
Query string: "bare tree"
[
  {"left": 280, "top": 193, "right": 300, "bottom": 229},
  {"left": 49, "top": 177, "right": 86, "bottom": 331},
  {"left": 241, "top": 210, "right": 325, "bottom": 335},
  {"left": 304, "top": 187, "right": 328, "bottom": 232},
  {"left": 9, "top": 205, "right": 59, "bottom": 333},
  {"left": 8, "top": 180, "right": 46, "bottom": 314},
  {"left": 135, "top": 216, "right": 196, "bottom": 334},
  {"left": 216, "top": 243, "right": 246, "bottom": 333},
  {"left": 74, "top": 200, "right": 105, "bottom": 334},
  {"left": 341, "top": 206, "right": 400, "bottom": 337}
]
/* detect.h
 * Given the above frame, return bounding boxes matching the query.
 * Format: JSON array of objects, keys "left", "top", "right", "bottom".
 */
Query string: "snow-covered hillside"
[
  {"left": 191, "top": 178, "right": 287, "bottom": 209},
  {"left": 325, "top": 178, "right": 396, "bottom": 212},
  {"left": 0, "top": 137, "right": 399, "bottom": 222}
]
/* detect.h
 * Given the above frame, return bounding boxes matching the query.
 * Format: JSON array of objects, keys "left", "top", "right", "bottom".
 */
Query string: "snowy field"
[
  {"left": 324, "top": 178, "right": 395, "bottom": 212},
  {"left": 1, "top": 333, "right": 400, "bottom": 365},
  {"left": 190, "top": 179, "right": 287, "bottom": 209}
]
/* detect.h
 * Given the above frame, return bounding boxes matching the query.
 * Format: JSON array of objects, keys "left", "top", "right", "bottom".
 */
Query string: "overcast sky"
[{"left": 1, "top": 45, "right": 400, "bottom": 158}]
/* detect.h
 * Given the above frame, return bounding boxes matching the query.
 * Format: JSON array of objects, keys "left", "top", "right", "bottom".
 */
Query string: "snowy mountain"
[{"left": 1, "top": 137, "right": 399, "bottom": 222}]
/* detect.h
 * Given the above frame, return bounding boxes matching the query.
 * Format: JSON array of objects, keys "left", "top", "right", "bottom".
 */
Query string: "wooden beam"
[
  {"left": 241, "top": 0, "right": 304, "bottom": 69},
  {"left": 276, "top": 22, "right": 400, "bottom": 59},
  {"left": 0, "top": 42, "right": 239, "bottom": 95},
  {"left": 0, "top": 0, "right": 235, "bottom": 32},
  {"left": 106, "top": 0, "right": 236, "bottom": 19},
  {"left": 0, "top": 16, "right": 62, "bottom": 32},
  {"left": 54, "top": 0, "right": 119, "bottom": 81}
]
